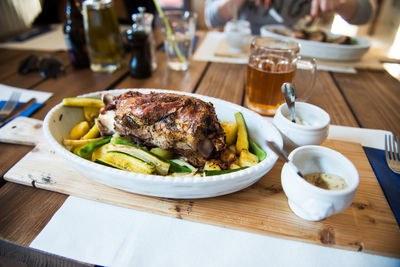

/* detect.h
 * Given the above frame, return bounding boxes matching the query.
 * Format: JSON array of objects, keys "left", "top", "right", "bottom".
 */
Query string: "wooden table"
[{"left": 0, "top": 30, "right": 399, "bottom": 262}]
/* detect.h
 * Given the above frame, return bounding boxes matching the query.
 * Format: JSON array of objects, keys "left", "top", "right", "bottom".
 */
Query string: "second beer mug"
[
  {"left": 245, "top": 37, "right": 316, "bottom": 116},
  {"left": 83, "top": 0, "right": 123, "bottom": 73}
]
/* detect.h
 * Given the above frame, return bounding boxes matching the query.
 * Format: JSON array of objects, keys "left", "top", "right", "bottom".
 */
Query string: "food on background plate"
[
  {"left": 61, "top": 91, "right": 266, "bottom": 176},
  {"left": 270, "top": 27, "right": 355, "bottom": 45}
]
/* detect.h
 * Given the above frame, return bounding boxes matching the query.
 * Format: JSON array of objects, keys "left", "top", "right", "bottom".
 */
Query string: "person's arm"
[
  {"left": 205, "top": 0, "right": 246, "bottom": 28},
  {"left": 311, "top": 0, "right": 374, "bottom": 25}
]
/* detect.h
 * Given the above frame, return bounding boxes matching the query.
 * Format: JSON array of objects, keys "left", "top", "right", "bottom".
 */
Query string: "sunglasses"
[{"left": 18, "top": 55, "right": 64, "bottom": 78}]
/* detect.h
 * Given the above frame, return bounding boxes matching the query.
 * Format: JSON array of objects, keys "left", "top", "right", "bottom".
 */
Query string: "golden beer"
[
  {"left": 83, "top": 0, "right": 123, "bottom": 73},
  {"left": 246, "top": 55, "right": 296, "bottom": 116},
  {"left": 244, "top": 37, "right": 319, "bottom": 116}
]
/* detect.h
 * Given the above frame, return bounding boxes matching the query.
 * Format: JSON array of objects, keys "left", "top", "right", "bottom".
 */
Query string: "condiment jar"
[
  {"left": 64, "top": 0, "right": 90, "bottom": 68},
  {"left": 131, "top": 7, "right": 157, "bottom": 71},
  {"left": 125, "top": 29, "right": 152, "bottom": 79}
]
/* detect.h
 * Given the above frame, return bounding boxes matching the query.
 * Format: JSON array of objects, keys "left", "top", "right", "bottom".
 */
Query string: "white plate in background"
[{"left": 260, "top": 25, "right": 371, "bottom": 62}]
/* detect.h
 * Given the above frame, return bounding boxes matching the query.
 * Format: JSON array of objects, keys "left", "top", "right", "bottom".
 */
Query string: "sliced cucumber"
[
  {"left": 94, "top": 158, "right": 117, "bottom": 168},
  {"left": 112, "top": 137, "right": 191, "bottom": 174},
  {"left": 77, "top": 137, "right": 111, "bottom": 159},
  {"left": 171, "top": 159, "right": 197, "bottom": 172},
  {"left": 105, "top": 144, "right": 170, "bottom": 175},
  {"left": 102, "top": 151, "right": 155, "bottom": 174},
  {"left": 249, "top": 139, "right": 267, "bottom": 161},
  {"left": 150, "top": 147, "right": 174, "bottom": 160},
  {"left": 112, "top": 137, "right": 148, "bottom": 151},
  {"left": 235, "top": 112, "right": 249, "bottom": 153},
  {"left": 204, "top": 167, "right": 248, "bottom": 176}
]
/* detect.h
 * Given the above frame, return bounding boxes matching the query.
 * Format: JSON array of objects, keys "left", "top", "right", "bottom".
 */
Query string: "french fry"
[
  {"left": 62, "top": 97, "right": 104, "bottom": 108},
  {"left": 63, "top": 137, "right": 104, "bottom": 147}
]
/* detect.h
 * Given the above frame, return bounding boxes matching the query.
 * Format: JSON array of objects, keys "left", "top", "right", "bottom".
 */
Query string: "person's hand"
[
  {"left": 310, "top": 0, "right": 358, "bottom": 20},
  {"left": 253, "top": 0, "right": 271, "bottom": 7}
]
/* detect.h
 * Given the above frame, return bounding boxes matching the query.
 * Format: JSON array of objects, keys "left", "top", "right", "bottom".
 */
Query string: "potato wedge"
[
  {"left": 83, "top": 106, "right": 100, "bottom": 122},
  {"left": 70, "top": 121, "right": 90, "bottom": 140},
  {"left": 81, "top": 120, "right": 100, "bottom": 140},
  {"left": 204, "top": 160, "right": 221, "bottom": 171},
  {"left": 63, "top": 137, "right": 104, "bottom": 147},
  {"left": 239, "top": 149, "right": 259, "bottom": 167},
  {"left": 221, "top": 121, "right": 238, "bottom": 146}
]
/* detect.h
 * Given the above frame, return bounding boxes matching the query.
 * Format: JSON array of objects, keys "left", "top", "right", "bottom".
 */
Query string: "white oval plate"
[
  {"left": 43, "top": 89, "right": 283, "bottom": 199},
  {"left": 260, "top": 25, "right": 370, "bottom": 62}
]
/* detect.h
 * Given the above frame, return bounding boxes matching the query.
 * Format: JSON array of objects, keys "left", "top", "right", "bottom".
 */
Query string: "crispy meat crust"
[{"left": 99, "top": 91, "right": 226, "bottom": 167}]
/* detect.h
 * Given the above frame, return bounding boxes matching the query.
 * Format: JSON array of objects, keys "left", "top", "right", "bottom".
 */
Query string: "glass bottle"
[
  {"left": 126, "top": 8, "right": 152, "bottom": 79},
  {"left": 64, "top": 0, "right": 90, "bottom": 68},
  {"left": 126, "top": 29, "right": 152, "bottom": 79},
  {"left": 131, "top": 7, "right": 157, "bottom": 71},
  {"left": 82, "top": 0, "right": 123, "bottom": 73}
]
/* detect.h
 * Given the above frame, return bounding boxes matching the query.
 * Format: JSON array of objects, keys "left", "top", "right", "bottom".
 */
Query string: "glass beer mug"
[
  {"left": 245, "top": 37, "right": 316, "bottom": 116},
  {"left": 82, "top": 0, "right": 123, "bottom": 73}
]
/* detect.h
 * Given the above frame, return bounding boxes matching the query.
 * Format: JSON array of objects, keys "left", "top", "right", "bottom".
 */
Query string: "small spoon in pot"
[
  {"left": 281, "top": 82, "right": 296, "bottom": 123},
  {"left": 266, "top": 141, "right": 304, "bottom": 177}
]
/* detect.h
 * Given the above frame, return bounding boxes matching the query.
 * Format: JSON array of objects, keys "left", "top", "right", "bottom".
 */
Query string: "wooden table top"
[{"left": 0, "top": 30, "right": 399, "bottom": 254}]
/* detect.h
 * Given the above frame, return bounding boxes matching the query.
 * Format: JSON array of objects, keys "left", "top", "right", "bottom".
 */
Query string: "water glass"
[{"left": 162, "top": 11, "right": 197, "bottom": 71}]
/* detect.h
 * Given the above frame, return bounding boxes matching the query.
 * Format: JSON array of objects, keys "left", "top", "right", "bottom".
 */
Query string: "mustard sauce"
[{"left": 303, "top": 173, "right": 348, "bottom": 190}]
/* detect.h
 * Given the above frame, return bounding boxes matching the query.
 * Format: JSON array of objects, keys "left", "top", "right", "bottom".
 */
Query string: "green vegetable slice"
[
  {"left": 77, "top": 137, "right": 111, "bottom": 159},
  {"left": 204, "top": 167, "right": 248, "bottom": 176},
  {"left": 112, "top": 137, "right": 191, "bottom": 174},
  {"left": 102, "top": 151, "right": 155, "bottom": 174},
  {"left": 249, "top": 139, "right": 267, "bottom": 161},
  {"left": 171, "top": 159, "right": 197, "bottom": 172},
  {"left": 235, "top": 112, "right": 249, "bottom": 153},
  {"left": 103, "top": 143, "right": 170, "bottom": 175},
  {"left": 94, "top": 158, "right": 117, "bottom": 168},
  {"left": 150, "top": 147, "right": 174, "bottom": 159},
  {"left": 112, "top": 137, "right": 148, "bottom": 151}
]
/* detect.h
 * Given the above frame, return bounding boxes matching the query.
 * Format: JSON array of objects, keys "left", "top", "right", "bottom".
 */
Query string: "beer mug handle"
[{"left": 296, "top": 57, "right": 317, "bottom": 102}]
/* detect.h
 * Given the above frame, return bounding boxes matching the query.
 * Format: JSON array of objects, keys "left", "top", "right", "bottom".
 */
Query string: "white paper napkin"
[
  {"left": 0, "top": 83, "right": 52, "bottom": 104},
  {"left": 29, "top": 125, "right": 399, "bottom": 267}
]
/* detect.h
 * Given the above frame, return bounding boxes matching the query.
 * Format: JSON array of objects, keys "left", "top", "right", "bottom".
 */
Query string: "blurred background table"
[{"left": 0, "top": 22, "right": 400, "bottom": 267}]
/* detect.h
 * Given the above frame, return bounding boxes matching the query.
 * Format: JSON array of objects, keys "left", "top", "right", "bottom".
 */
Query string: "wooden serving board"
[{"left": 1, "top": 117, "right": 400, "bottom": 257}]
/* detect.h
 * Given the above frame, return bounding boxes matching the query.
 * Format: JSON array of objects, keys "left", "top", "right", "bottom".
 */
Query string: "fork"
[
  {"left": 0, "top": 91, "right": 21, "bottom": 121},
  {"left": 385, "top": 134, "right": 400, "bottom": 174}
]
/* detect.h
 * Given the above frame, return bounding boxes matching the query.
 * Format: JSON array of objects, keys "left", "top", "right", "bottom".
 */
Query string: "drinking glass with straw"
[{"left": 153, "top": 0, "right": 197, "bottom": 71}]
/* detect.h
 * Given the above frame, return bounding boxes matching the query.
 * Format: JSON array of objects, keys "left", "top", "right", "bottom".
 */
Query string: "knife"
[{"left": 0, "top": 98, "right": 37, "bottom": 127}]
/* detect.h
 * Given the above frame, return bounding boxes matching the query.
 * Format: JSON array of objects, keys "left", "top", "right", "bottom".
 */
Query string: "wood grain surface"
[
  {"left": 1, "top": 117, "right": 399, "bottom": 257},
  {"left": 332, "top": 70, "right": 400, "bottom": 136},
  {"left": 0, "top": 30, "right": 399, "bottom": 260}
]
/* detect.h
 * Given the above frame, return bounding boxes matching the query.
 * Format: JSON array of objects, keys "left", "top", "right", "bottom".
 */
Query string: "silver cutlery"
[
  {"left": 266, "top": 140, "right": 304, "bottom": 177},
  {"left": 282, "top": 82, "right": 297, "bottom": 123},
  {"left": 385, "top": 134, "right": 400, "bottom": 174},
  {"left": 0, "top": 98, "right": 36, "bottom": 127},
  {"left": 0, "top": 91, "right": 21, "bottom": 121}
]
